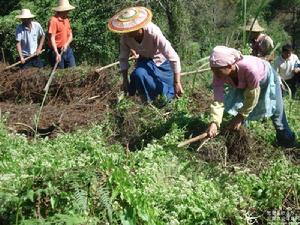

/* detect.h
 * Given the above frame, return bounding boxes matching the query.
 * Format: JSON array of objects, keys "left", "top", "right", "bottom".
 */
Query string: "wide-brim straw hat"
[
  {"left": 53, "top": 0, "right": 75, "bottom": 12},
  {"left": 244, "top": 18, "right": 264, "bottom": 32},
  {"left": 108, "top": 7, "right": 152, "bottom": 33},
  {"left": 15, "top": 9, "right": 35, "bottom": 19}
]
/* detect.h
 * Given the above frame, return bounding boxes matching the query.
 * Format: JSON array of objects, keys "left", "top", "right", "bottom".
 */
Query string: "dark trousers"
[
  {"left": 17, "top": 56, "right": 44, "bottom": 69},
  {"left": 284, "top": 75, "right": 300, "bottom": 98},
  {"left": 48, "top": 47, "right": 76, "bottom": 69}
]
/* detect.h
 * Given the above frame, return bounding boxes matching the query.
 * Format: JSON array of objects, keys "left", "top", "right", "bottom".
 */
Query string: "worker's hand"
[
  {"left": 294, "top": 68, "right": 300, "bottom": 74},
  {"left": 174, "top": 81, "right": 184, "bottom": 98},
  {"left": 61, "top": 44, "right": 69, "bottom": 53},
  {"left": 281, "top": 83, "right": 287, "bottom": 91},
  {"left": 20, "top": 56, "right": 25, "bottom": 64},
  {"left": 227, "top": 114, "right": 244, "bottom": 131},
  {"left": 207, "top": 122, "right": 218, "bottom": 138},
  {"left": 56, "top": 53, "right": 62, "bottom": 63},
  {"left": 36, "top": 48, "right": 42, "bottom": 56}
]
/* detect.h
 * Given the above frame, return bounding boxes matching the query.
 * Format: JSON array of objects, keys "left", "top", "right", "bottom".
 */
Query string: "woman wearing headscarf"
[
  {"left": 207, "top": 46, "right": 296, "bottom": 148},
  {"left": 108, "top": 6, "right": 183, "bottom": 102}
]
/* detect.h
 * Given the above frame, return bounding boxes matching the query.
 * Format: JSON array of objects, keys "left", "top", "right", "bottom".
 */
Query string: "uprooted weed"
[{"left": 224, "top": 128, "right": 252, "bottom": 163}]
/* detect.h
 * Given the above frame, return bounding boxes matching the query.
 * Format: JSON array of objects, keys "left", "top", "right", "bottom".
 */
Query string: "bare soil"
[{"left": 0, "top": 63, "right": 119, "bottom": 137}]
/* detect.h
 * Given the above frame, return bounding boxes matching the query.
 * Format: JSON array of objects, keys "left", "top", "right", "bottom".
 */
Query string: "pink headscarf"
[{"left": 209, "top": 46, "right": 243, "bottom": 68}]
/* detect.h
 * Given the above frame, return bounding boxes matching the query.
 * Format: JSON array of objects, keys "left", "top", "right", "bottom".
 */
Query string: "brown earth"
[{"left": 0, "top": 63, "right": 119, "bottom": 137}]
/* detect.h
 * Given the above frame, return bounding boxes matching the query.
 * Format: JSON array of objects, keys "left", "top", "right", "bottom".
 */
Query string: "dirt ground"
[{"left": 0, "top": 63, "right": 119, "bottom": 137}]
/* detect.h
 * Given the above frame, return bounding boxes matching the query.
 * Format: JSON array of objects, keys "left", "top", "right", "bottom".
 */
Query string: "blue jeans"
[
  {"left": 48, "top": 47, "right": 76, "bottom": 69},
  {"left": 271, "top": 79, "right": 296, "bottom": 147},
  {"left": 128, "top": 58, "right": 174, "bottom": 102}
]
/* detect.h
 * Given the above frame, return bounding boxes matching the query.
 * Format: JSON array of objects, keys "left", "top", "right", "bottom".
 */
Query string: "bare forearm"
[
  {"left": 66, "top": 33, "right": 73, "bottom": 47},
  {"left": 174, "top": 72, "right": 181, "bottom": 83},
  {"left": 50, "top": 35, "right": 58, "bottom": 54},
  {"left": 37, "top": 35, "right": 45, "bottom": 51},
  {"left": 16, "top": 42, "right": 23, "bottom": 58}
]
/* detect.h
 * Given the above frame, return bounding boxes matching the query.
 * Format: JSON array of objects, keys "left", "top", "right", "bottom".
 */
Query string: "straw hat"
[
  {"left": 244, "top": 18, "right": 265, "bottom": 32},
  {"left": 15, "top": 9, "right": 35, "bottom": 19},
  {"left": 108, "top": 7, "right": 152, "bottom": 33},
  {"left": 53, "top": 0, "right": 75, "bottom": 12}
]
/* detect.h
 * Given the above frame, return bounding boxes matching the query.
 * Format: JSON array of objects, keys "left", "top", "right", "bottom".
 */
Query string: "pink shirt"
[
  {"left": 213, "top": 56, "right": 267, "bottom": 102},
  {"left": 119, "top": 22, "right": 181, "bottom": 73}
]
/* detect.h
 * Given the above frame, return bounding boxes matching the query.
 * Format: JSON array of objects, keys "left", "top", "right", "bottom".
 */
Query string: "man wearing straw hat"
[
  {"left": 15, "top": 9, "right": 45, "bottom": 69},
  {"left": 108, "top": 6, "right": 183, "bottom": 102},
  {"left": 245, "top": 18, "right": 274, "bottom": 61},
  {"left": 48, "top": 0, "right": 76, "bottom": 69}
]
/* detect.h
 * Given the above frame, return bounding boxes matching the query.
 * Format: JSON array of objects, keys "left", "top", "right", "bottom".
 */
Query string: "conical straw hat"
[
  {"left": 108, "top": 7, "right": 152, "bottom": 33},
  {"left": 244, "top": 18, "right": 264, "bottom": 32},
  {"left": 53, "top": 0, "right": 75, "bottom": 12},
  {"left": 15, "top": 9, "right": 35, "bottom": 19}
]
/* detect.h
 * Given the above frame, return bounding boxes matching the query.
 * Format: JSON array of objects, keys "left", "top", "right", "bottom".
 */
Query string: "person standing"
[
  {"left": 245, "top": 18, "right": 274, "bottom": 61},
  {"left": 108, "top": 6, "right": 183, "bottom": 102},
  {"left": 48, "top": 0, "right": 76, "bottom": 69},
  {"left": 274, "top": 44, "right": 300, "bottom": 98},
  {"left": 15, "top": 9, "right": 45, "bottom": 69}
]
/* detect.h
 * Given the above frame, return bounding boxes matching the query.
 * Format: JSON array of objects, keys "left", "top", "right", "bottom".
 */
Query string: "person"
[
  {"left": 207, "top": 46, "right": 296, "bottom": 148},
  {"left": 274, "top": 44, "right": 300, "bottom": 98},
  {"left": 48, "top": 0, "right": 76, "bottom": 69},
  {"left": 245, "top": 18, "right": 274, "bottom": 61},
  {"left": 15, "top": 9, "right": 45, "bottom": 69},
  {"left": 108, "top": 6, "right": 183, "bottom": 102}
]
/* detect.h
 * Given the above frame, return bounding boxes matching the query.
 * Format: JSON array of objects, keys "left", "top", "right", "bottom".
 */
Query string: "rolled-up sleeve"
[
  {"left": 119, "top": 37, "right": 130, "bottom": 71},
  {"left": 210, "top": 101, "right": 224, "bottom": 128},
  {"left": 154, "top": 32, "right": 181, "bottom": 73}
]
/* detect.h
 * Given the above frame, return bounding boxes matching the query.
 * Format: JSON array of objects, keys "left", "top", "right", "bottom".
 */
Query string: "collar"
[
  {"left": 55, "top": 15, "right": 67, "bottom": 21},
  {"left": 22, "top": 23, "right": 32, "bottom": 30}
]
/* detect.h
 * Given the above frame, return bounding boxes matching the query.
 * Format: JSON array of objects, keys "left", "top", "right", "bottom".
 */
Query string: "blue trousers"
[
  {"left": 128, "top": 58, "right": 175, "bottom": 102},
  {"left": 48, "top": 47, "right": 76, "bottom": 69}
]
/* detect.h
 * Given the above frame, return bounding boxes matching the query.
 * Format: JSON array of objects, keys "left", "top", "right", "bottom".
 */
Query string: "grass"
[{"left": 0, "top": 67, "right": 300, "bottom": 225}]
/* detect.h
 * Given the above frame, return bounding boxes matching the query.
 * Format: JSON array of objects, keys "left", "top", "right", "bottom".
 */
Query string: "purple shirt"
[
  {"left": 213, "top": 55, "right": 267, "bottom": 102},
  {"left": 119, "top": 22, "right": 181, "bottom": 73}
]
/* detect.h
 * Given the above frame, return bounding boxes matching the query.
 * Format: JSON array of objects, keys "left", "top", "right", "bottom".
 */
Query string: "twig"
[
  {"left": 4, "top": 49, "right": 45, "bottom": 70},
  {"left": 14, "top": 122, "right": 35, "bottom": 133},
  {"left": 224, "top": 147, "right": 227, "bottom": 167},
  {"left": 196, "top": 138, "right": 210, "bottom": 152},
  {"left": 95, "top": 56, "right": 136, "bottom": 73},
  {"left": 181, "top": 68, "right": 210, "bottom": 76},
  {"left": 178, "top": 132, "right": 208, "bottom": 147},
  {"left": 196, "top": 56, "right": 209, "bottom": 64},
  {"left": 1, "top": 48, "right": 6, "bottom": 64},
  {"left": 87, "top": 95, "right": 101, "bottom": 100}
]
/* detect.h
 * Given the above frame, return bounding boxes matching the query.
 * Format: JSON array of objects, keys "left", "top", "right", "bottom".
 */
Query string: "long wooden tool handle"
[
  {"left": 177, "top": 132, "right": 208, "bottom": 148},
  {"left": 4, "top": 49, "right": 45, "bottom": 70},
  {"left": 95, "top": 56, "right": 136, "bottom": 73},
  {"left": 43, "top": 60, "right": 60, "bottom": 92}
]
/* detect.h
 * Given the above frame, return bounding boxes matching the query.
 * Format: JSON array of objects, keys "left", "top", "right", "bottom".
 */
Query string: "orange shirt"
[{"left": 48, "top": 16, "right": 72, "bottom": 49}]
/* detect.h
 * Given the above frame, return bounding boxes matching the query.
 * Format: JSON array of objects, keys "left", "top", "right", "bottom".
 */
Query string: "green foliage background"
[{"left": 0, "top": 0, "right": 298, "bottom": 66}]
